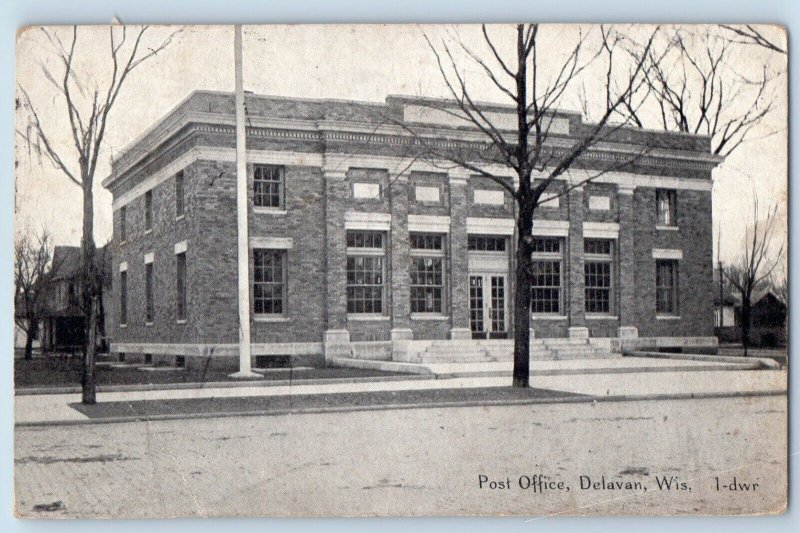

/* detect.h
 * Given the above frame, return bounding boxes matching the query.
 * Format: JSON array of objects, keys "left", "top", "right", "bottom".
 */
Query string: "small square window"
[
  {"left": 144, "top": 190, "right": 153, "bottom": 232},
  {"left": 254, "top": 165, "right": 284, "bottom": 208},
  {"left": 175, "top": 171, "right": 185, "bottom": 218},
  {"left": 119, "top": 206, "right": 127, "bottom": 242},
  {"left": 656, "top": 189, "right": 677, "bottom": 227}
]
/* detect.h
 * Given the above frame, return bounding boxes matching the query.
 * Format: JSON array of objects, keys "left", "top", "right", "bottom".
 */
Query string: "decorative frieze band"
[
  {"left": 408, "top": 215, "right": 451, "bottom": 233},
  {"left": 250, "top": 237, "right": 293, "bottom": 249},
  {"left": 652, "top": 248, "right": 684, "bottom": 260},
  {"left": 344, "top": 211, "right": 392, "bottom": 231},
  {"left": 467, "top": 217, "right": 516, "bottom": 236},
  {"left": 583, "top": 222, "right": 620, "bottom": 239}
]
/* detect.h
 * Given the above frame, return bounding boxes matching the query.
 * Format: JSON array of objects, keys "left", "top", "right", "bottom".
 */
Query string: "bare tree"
[
  {"left": 17, "top": 25, "right": 180, "bottom": 404},
  {"left": 723, "top": 198, "right": 785, "bottom": 355},
  {"left": 770, "top": 263, "right": 788, "bottom": 307},
  {"left": 14, "top": 230, "right": 54, "bottom": 360},
  {"left": 641, "top": 27, "right": 779, "bottom": 157},
  {"left": 719, "top": 24, "right": 786, "bottom": 55},
  {"left": 392, "top": 24, "right": 657, "bottom": 387}
]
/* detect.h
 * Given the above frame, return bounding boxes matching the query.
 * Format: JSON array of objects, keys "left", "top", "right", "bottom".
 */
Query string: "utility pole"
[
  {"left": 230, "top": 24, "right": 258, "bottom": 378},
  {"left": 718, "top": 260, "right": 724, "bottom": 329}
]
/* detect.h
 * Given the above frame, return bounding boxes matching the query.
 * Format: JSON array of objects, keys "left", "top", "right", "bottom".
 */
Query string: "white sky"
[{"left": 14, "top": 24, "right": 787, "bottom": 264}]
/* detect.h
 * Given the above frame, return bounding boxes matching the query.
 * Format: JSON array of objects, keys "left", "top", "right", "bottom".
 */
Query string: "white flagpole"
[{"left": 231, "top": 24, "right": 257, "bottom": 378}]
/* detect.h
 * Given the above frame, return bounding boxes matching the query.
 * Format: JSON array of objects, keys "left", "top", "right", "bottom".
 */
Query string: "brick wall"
[
  {"left": 631, "top": 188, "right": 714, "bottom": 337},
  {"left": 108, "top": 92, "right": 719, "bottom": 360}
]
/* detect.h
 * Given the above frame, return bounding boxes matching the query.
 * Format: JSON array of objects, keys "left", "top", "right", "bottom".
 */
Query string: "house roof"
[
  {"left": 49, "top": 244, "right": 111, "bottom": 286},
  {"left": 50, "top": 246, "right": 82, "bottom": 281}
]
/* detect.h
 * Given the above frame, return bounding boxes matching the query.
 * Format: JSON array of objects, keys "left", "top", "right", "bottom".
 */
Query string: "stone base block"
[
  {"left": 324, "top": 329, "right": 351, "bottom": 362},
  {"left": 390, "top": 328, "right": 413, "bottom": 361},
  {"left": 568, "top": 327, "right": 590, "bottom": 339},
  {"left": 617, "top": 326, "right": 639, "bottom": 339},
  {"left": 450, "top": 327, "right": 472, "bottom": 340}
]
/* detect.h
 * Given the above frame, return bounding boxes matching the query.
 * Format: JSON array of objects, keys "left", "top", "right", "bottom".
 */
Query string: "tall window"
[
  {"left": 119, "top": 206, "right": 127, "bottom": 242},
  {"left": 346, "top": 231, "right": 385, "bottom": 314},
  {"left": 656, "top": 260, "right": 679, "bottom": 315},
  {"left": 656, "top": 189, "right": 677, "bottom": 226},
  {"left": 254, "top": 249, "right": 286, "bottom": 315},
  {"left": 530, "top": 237, "right": 563, "bottom": 315},
  {"left": 585, "top": 239, "right": 614, "bottom": 314},
  {"left": 144, "top": 190, "right": 153, "bottom": 232},
  {"left": 119, "top": 271, "right": 127, "bottom": 326},
  {"left": 176, "top": 252, "right": 187, "bottom": 321},
  {"left": 254, "top": 165, "right": 284, "bottom": 208},
  {"left": 410, "top": 233, "right": 445, "bottom": 314},
  {"left": 175, "top": 171, "right": 185, "bottom": 218},
  {"left": 145, "top": 262, "right": 154, "bottom": 323}
]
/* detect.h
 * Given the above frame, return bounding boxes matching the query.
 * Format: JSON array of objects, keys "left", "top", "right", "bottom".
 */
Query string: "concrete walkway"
[
  {"left": 14, "top": 359, "right": 787, "bottom": 426},
  {"left": 332, "top": 354, "right": 767, "bottom": 377}
]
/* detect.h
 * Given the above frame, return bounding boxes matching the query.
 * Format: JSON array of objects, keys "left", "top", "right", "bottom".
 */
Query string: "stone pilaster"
[
  {"left": 390, "top": 174, "right": 413, "bottom": 357},
  {"left": 448, "top": 168, "right": 471, "bottom": 339},
  {"left": 616, "top": 185, "right": 638, "bottom": 338},
  {"left": 390, "top": 174, "right": 411, "bottom": 331},
  {"left": 323, "top": 169, "right": 350, "bottom": 361},
  {"left": 567, "top": 186, "right": 586, "bottom": 335}
]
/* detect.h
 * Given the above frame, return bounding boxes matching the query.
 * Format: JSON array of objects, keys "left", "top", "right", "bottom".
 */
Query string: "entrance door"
[{"left": 469, "top": 274, "right": 508, "bottom": 339}]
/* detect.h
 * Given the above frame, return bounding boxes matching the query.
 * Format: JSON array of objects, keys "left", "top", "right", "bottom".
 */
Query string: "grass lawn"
[
  {"left": 70, "top": 386, "right": 583, "bottom": 419},
  {"left": 14, "top": 355, "right": 407, "bottom": 389}
]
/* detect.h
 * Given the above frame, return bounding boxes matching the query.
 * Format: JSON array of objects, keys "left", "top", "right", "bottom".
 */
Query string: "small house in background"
[
  {"left": 39, "top": 245, "right": 112, "bottom": 353},
  {"left": 712, "top": 267, "right": 787, "bottom": 348},
  {"left": 745, "top": 289, "right": 787, "bottom": 347}
]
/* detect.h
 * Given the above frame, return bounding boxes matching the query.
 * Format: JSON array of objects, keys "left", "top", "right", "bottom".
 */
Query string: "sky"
[{"left": 14, "top": 24, "right": 788, "bottom": 265}]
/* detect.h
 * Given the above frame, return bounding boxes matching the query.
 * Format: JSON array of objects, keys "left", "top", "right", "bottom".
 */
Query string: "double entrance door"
[{"left": 469, "top": 274, "right": 508, "bottom": 339}]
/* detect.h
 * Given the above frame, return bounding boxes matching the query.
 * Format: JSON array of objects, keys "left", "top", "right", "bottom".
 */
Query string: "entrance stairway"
[{"left": 408, "top": 338, "right": 616, "bottom": 364}]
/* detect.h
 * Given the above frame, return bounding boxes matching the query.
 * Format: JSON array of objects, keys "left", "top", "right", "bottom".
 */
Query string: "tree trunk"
[
  {"left": 512, "top": 202, "right": 534, "bottom": 388},
  {"left": 81, "top": 181, "right": 98, "bottom": 404},
  {"left": 82, "top": 297, "right": 98, "bottom": 404},
  {"left": 741, "top": 296, "right": 752, "bottom": 357},
  {"left": 24, "top": 320, "right": 38, "bottom": 360}
]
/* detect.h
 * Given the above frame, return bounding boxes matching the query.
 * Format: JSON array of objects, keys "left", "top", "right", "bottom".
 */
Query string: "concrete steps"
[{"left": 414, "top": 338, "right": 613, "bottom": 364}]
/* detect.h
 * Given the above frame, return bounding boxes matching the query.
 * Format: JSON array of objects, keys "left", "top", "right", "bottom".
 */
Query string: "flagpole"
[{"left": 230, "top": 24, "right": 257, "bottom": 378}]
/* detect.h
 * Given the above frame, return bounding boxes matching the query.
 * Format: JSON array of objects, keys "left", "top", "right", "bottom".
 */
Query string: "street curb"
[
  {"left": 626, "top": 351, "right": 781, "bottom": 369},
  {"left": 14, "top": 389, "right": 787, "bottom": 428},
  {"left": 14, "top": 373, "right": 432, "bottom": 396}
]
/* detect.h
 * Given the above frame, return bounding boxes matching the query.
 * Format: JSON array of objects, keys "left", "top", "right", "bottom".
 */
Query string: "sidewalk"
[{"left": 15, "top": 360, "right": 787, "bottom": 426}]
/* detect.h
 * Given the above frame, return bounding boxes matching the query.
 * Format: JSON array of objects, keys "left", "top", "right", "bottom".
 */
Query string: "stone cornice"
[{"left": 104, "top": 110, "right": 723, "bottom": 191}]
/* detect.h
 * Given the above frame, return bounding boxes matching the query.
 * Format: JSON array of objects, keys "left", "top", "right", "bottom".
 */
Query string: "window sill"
[
  {"left": 144, "top": 229, "right": 152, "bottom": 235},
  {"left": 176, "top": 319, "right": 187, "bottom": 325},
  {"left": 119, "top": 324, "right": 127, "bottom": 329},
  {"left": 347, "top": 315, "right": 390, "bottom": 322},
  {"left": 254, "top": 207, "right": 287, "bottom": 215},
  {"left": 656, "top": 225, "right": 679, "bottom": 231},
  {"left": 531, "top": 315, "right": 567, "bottom": 320},
  {"left": 119, "top": 240, "right": 127, "bottom": 246},
  {"left": 586, "top": 315, "right": 619, "bottom": 320},
  {"left": 411, "top": 314, "right": 450, "bottom": 321},
  {"left": 656, "top": 315, "right": 681, "bottom": 320},
  {"left": 254, "top": 316, "right": 290, "bottom": 323},
  {"left": 145, "top": 322, "right": 154, "bottom": 327},
  {"left": 176, "top": 214, "right": 185, "bottom": 222}
]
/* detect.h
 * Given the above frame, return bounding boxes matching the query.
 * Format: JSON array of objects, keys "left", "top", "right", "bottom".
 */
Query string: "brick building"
[{"left": 102, "top": 91, "right": 722, "bottom": 370}]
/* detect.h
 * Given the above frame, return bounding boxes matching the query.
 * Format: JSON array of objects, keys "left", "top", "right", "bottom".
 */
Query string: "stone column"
[
  {"left": 323, "top": 169, "right": 351, "bottom": 361},
  {"left": 390, "top": 174, "right": 413, "bottom": 358},
  {"left": 567, "top": 186, "right": 588, "bottom": 339},
  {"left": 616, "top": 185, "right": 638, "bottom": 339},
  {"left": 448, "top": 168, "right": 471, "bottom": 340}
]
